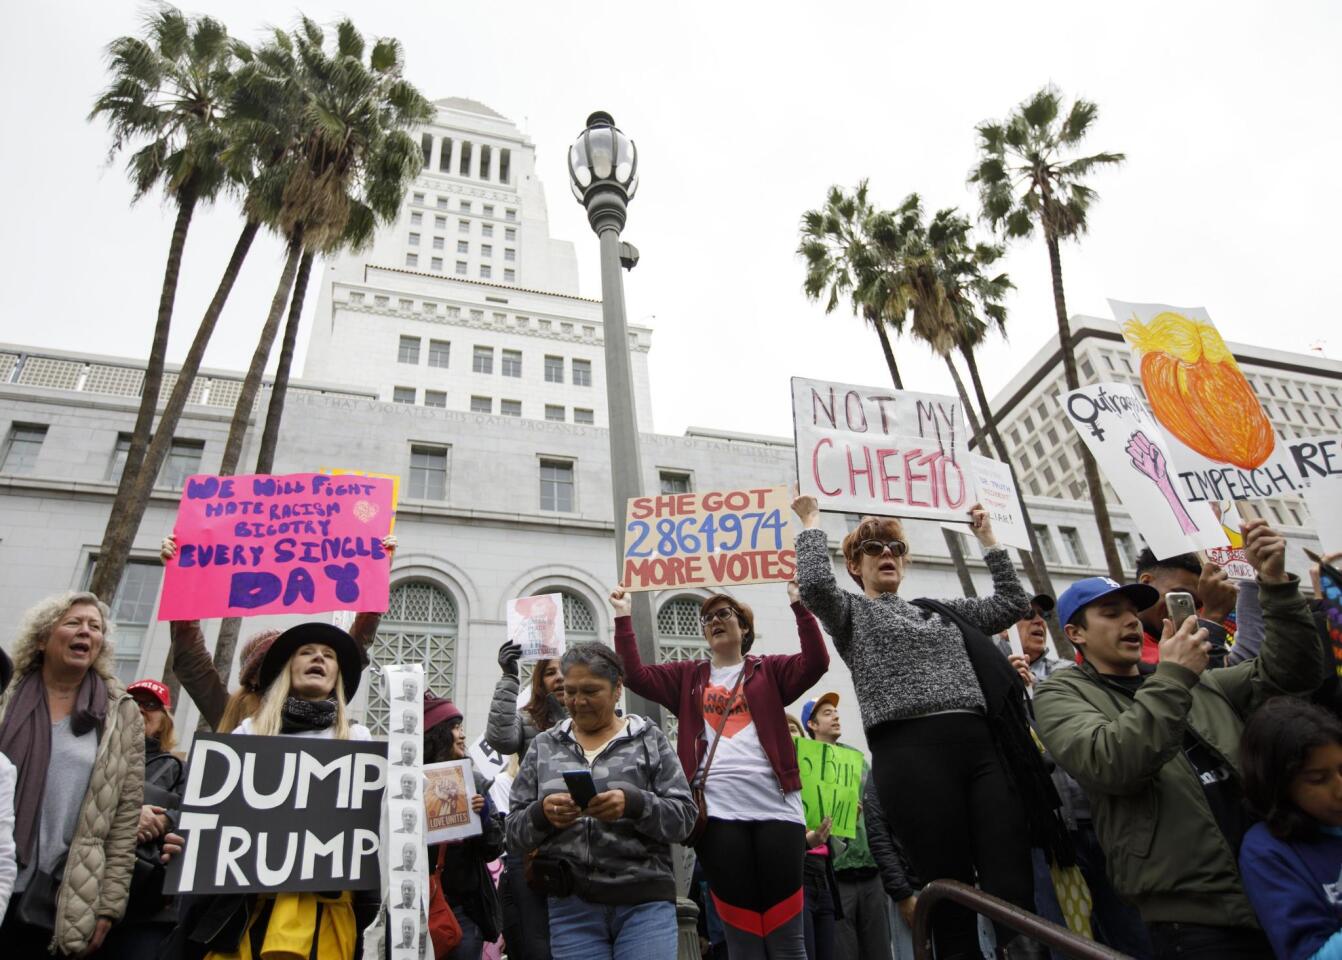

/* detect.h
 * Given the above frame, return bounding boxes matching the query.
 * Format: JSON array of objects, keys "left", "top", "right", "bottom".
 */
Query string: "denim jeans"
[
  {"left": 447, "top": 903, "right": 484, "bottom": 960},
  {"left": 547, "top": 896, "right": 677, "bottom": 960}
]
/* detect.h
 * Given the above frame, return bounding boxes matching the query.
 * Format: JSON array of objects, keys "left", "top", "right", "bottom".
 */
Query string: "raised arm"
[
  {"left": 941, "top": 505, "right": 1029, "bottom": 635},
  {"left": 766, "top": 586, "right": 832, "bottom": 704},
  {"left": 161, "top": 536, "right": 229, "bottom": 729},
  {"left": 792, "top": 496, "right": 856, "bottom": 656},
  {"left": 485, "top": 666, "right": 525, "bottom": 757},
  {"left": 610, "top": 589, "right": 691, "bottom": 712}
]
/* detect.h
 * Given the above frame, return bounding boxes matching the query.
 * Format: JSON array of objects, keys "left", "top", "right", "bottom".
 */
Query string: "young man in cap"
[
  {"left": 1034, "top": 519, "right": 1325, "bottom": 959},
  {"left": 803, "top": 693, "right": 891, "bottom": 960}
]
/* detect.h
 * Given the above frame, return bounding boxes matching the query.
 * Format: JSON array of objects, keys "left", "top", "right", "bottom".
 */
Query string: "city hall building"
[{"left": 0, "top": 100, "right": 1330, "bottom": 751}]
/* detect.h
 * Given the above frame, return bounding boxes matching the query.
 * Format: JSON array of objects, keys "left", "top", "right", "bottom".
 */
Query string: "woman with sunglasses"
[
  {"left": 792, "top": 496, "right": 1036, "bottom": 960},
  {"left": 611, "top": 583, "right": 828, "bottom": 960}
]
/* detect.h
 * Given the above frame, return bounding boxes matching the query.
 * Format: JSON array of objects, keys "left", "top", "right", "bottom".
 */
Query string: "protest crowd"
[{"left": 1, "top": 477, "right": 1341, "bottom": 960}]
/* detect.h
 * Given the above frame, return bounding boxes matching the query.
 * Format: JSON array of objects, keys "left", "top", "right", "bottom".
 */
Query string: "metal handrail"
[{"left": 912, "top": 879, "right": 1133, "bottom": 960}]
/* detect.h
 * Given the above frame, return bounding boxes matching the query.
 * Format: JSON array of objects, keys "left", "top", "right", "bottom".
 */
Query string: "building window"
[
  {"left": 105, "top": 432, "right": 133, "bottom": 481},
  {"left": 438, "top": 136, "right": 453, "bottom": 172},
  {"left": 505, "top": 208, "right": 517, "bottom": 222},
  {"left": 1046, "top": 427, "right": 1059, "bottom": 446},
  {"left": 459, "top": 141, "right": 472, "bottom": 176},
  {"left": 90, "top": 559, "right": 163, "bottom": 684},
  {"left": 455, "top": 261, "right": 467, "bottom": 276},
  {"left": 405, "top": 253, "right": 418, "bottom": 268},
  {"left": 374, "top": 295, "right": 389, "bottom": 307},
  {"left": 499, "top": 149, "right": 511, "bottom": 183},
  {"left": 398, "top": 336, "right": 420, "bottom": 364},
  {"left": 481, "top": 244, "right": 493, "bottom": 258},
  {"left": 1114, "top": 532, "right": 1138, "bottom": 569},
  {"left": 428, "top": 340, "right": 450, "bottom": 368},
  {"left": 660, "top": 471, "right": 692, "bottom": 494},
  {"left": 408, "top": 232, "right": 420, "bottom": 246},
  {"left": 420, "top": 133, "right": 433, "bottom": 167},
  {"left": 408, "top": 444, "right": 448, "bottom": 499},
  {"left": 504, "top": 269, "right": 515, "bottom": 282},
  {"left": 159, "top": 439, "right": 204, "bottom": 490},
  {"left": 365, "top": 582, "right": 458, "bottom": 735},
  {"left": 1041, "top": 464, "right": 1056, "bottom": 485},
  {"left": 470, "top": 396, "right": 492, "bottom": 414},
  {"left": 1008, "top": 427, "right": 1020, "bottom": 446},
  {"left": 413, "top": 191, "right": 425, "bottom": 204},
  {"left": 435, "top": 215, "right": 447, "bottom": 229},
  {"left": 505, "top": 227, "right": 517, "bottom": 241},
  {"left": 572, "top": 359, "right": 592, "bottom": 386},
  {"left": 1032, "top": 525, "right": 1059, "bottom": 564},
  {"left": 500, "top": 399, "right": 520, "bottom": 417},
  {"left": 473, "top": 346, "right": 494, "bottom": 374},
  {"left": 457, "top": 240, "right": 469, "bottom": 254},
  {"left": 504, "top": 248, "right": 516, "bottom": 262},
  {"left": 459, "top": 219, "right": 471, "bottom": 234},
  {"left": 483, "top": 204, "right": 495, "bottom": 217},
  {"left": 1023, "top": 413, "right": 1034, "bottom": 431},
  {"left": 410, "top": 211, "right": 422, "bottom": 226},
  {"left": 545, "top": 405, "right": 565, "bottom": 422},
  {"left": 393, "top": 386, "right": 416, "bottom": 405},
  {"left": 1033, "top": 440, "right": 1045, "bottom": 460},
  {"left": 540, "top": 459, "right": 574, "bottom": 511},
  {"left": 501, "top": 350, "right": 522, "bottom": 377},
  {"left": 482, "top": 223, "right": 494, "bottom": 238},
  {"left": 544, "top": 355, "right": 564, "bottom": 383},
  {"left": 1059, "top": 527, "right": 1088, "bottom": 565},
  {"left": 436, "top": 196, "right": 448, "bottom": 210},
  {"left": 424, "top": 390, "right": 447, "bottom": 408},
  {"left": 480, "top": 265, "right": 492, "bottom": 279},
  {"left": 1080, "top": 357, "right": 1095, "bottom": 379},
  {"left": 479, "top": 144, "right": 492, "bottom": 180},
  {"left": 431, "top": 257, "right": 443, "bottom": 271},
  {"left": 574, "top": 408, "right": 594, "bottom": 425},
  {"left": 432, "top": 236, "right": 444, "bottom": 250}
]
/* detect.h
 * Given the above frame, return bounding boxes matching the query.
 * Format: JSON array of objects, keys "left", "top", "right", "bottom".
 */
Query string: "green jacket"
[{"left": 1034, "top": 575, "right": 1325, "bottom": 929}]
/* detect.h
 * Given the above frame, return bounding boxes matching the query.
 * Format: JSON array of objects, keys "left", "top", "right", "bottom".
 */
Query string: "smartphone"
[
  {"left": 1166, "top": 591, "right": 1198, "bottom": 626},
  {"left": 561, "top": 769, "right": 598, "bottom": 809}
]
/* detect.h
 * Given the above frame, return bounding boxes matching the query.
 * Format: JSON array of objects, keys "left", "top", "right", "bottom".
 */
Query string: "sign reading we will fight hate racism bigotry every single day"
[
  {"left": 159, "top": 472, "right": 394, "bottom": 620},
  {"left": 621, "top": 485, "right": 795, "bottom": 590}
]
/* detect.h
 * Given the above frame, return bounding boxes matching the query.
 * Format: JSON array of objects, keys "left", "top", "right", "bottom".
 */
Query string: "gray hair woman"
[
  {"left": 0, "top": 591, "right": 145, "bottom": 957},
  {"left": 506, "top": 642, "right": 696, "bottom": 960}
]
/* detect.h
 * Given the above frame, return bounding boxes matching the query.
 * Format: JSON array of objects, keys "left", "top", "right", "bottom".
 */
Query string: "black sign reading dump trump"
[{"left": 166, "top": 734, "right": 387, "bottom": 894}]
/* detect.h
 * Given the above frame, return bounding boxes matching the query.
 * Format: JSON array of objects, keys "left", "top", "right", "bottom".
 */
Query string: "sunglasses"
[
  {"left": 858, "top": 539, "right": 909, "bottom": 558},
  {"left": 133, "top": 698, "right": 164, "bottom": 713},
  {"left": 699, "top": 607, "right": 737, "bottom": 627}
]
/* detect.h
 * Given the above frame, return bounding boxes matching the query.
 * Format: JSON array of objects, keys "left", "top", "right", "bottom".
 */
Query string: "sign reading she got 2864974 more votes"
[
  {"left": 792, "top": 377, "right": 972, "bottom": 522},
  {"left": 621, "top": 485, "right": 795, "bottom": 590},
  {"left": 158, "top": 472, "right": 394, "bottom": 620}
]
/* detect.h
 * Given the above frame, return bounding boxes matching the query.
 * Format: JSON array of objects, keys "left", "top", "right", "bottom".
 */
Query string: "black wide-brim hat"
[{"left": 258, "top": 622, "right": 363, "bottom": 702}]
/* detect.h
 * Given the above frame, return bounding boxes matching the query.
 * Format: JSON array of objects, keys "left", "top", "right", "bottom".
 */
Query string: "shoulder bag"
[
  {"left": 686, "top": 667, "right": 746, "bottom": 847},
  {"left": 428, "top": 843, "right": 463, "bottom": 957}
]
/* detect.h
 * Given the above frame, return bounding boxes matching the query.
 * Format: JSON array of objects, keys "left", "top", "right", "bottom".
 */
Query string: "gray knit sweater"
[{"left": 795, "top": 527, "right": 1030, "bottom": 730}]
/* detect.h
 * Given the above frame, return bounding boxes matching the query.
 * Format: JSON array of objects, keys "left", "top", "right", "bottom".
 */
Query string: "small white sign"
[
  {"left": 967, "top": 454, "right": 1031, "bottom": 551},
  {"left": 508, "top": 593, "right": 566, "bottom": 662},
  {"left": 424, "top": 759, "right": 482, "bottom": 844}
]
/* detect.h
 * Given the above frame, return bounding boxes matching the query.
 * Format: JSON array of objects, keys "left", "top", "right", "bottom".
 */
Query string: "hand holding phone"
[
  {"left": 562, "top": 769, "right": 599, "bottom": 809},
  {"left": 1165, "top": 591, "right": 1197, "bottom": 626}
]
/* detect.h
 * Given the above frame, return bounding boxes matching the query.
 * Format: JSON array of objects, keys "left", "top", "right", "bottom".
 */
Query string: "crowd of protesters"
[{"left": 1, "top": 509, "right": 1340, "bottom": 960}]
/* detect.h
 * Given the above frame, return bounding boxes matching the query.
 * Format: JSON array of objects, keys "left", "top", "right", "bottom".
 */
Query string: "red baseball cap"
[{"left": 127, "top": 678, "right": 171, "bottom": 710}]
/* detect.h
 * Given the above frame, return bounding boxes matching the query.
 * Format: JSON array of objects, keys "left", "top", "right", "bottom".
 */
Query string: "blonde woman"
[{"left": 0, "top": 592, "right": 144, "bottom": 957}]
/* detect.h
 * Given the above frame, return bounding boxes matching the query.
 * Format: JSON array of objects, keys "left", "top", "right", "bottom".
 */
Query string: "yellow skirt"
[{"left": 205, "top": 891, "right": 356, "bottom": 960}]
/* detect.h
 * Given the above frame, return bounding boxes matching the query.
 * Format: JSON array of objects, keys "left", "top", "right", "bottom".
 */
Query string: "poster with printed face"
[
  {"left": 1061, "top": 382, "right": 1228, "bottom": 559},
  {"left": 792, "top": 377, "right": 973, "bottom": 523},
  {"left": 794, "top": 738, "right": 862, "bottom": 840},
  {"left": 424, "top": 759, "right": 481, "bottom": 843},
  {"left": 165, "top": 734, "right": 386, "bottom": 894},
  {"left": 621, "top": 485, "right": 796, "bottom": 591},
  {"left": 159, "top": 473, "right": 394, "bottom": 620},
  {"left": 382, "top": 663, "right": 426, "bottom": 960},
  {"left": 508, "top": 594, "right": 565, "bottom": 662}
]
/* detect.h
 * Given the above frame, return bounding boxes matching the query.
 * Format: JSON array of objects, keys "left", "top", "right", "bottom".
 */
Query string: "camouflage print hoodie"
[{"left": 506, "top": 714, "right": 696, "bottom": 905}]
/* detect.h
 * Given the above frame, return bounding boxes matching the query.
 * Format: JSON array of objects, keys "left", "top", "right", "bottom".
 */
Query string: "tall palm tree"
[
  {"left": 209, "top": 17, "right": 433, "bottom": 676},
  {"left": 87, "top": 6, "right": 238, "bottom": 601},
  {"left": 970, "top": 86, "right": 1126, "bottom": 580},
  {"left": 799, "top": 182, "right": 907, "bottom": 388}
]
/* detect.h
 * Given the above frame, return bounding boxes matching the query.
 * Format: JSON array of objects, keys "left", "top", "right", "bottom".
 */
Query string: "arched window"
[{"left": 365, "top": 581, "right": 458, "bottom": 736}]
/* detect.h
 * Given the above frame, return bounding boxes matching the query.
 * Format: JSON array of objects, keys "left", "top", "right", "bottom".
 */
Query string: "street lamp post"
[{"left": 568, "top": 112, "right": 660, "bottom": 725}]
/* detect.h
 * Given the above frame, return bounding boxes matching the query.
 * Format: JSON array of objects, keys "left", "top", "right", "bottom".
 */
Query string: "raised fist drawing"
[{"left": 1126, "top": 431, "right": 1198, "bottom": 534}]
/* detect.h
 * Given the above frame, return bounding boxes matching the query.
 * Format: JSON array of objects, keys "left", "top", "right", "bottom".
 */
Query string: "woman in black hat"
[{"left": 234, "top": 622, "right": 371, "bottom": 741}]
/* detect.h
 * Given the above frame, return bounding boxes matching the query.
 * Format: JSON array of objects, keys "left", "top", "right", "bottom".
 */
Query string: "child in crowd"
[{"left": 1240, "top": 697, "right": 1342, "bottom": 960}]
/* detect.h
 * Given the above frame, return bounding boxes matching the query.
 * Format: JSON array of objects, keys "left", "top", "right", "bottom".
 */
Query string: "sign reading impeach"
[
  {"left": 159, "top": 472, "right": 394, "bottom": 620},
  {"left": 166, "top": 734, "right": 386, "bottom": 895}
]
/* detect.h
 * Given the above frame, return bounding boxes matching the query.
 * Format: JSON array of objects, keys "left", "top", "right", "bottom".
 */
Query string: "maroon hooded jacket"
[{"left": 614, "top": 601, "right": 829, "bottom": 793}]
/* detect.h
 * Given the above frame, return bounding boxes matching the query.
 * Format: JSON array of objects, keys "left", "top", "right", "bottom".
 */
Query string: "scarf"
[
  {"left": 0, "top": 669, "right": 108, "bottom": 864},
  {"left": 281, "top": 696, "right": 337, "bottom": 734}
]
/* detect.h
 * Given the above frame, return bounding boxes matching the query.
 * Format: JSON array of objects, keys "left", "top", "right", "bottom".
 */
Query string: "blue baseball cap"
[
  {"left": 1056, "top": 577, "right": 1159, "bottom": 631},
  {"left": 800, "top": 692, "right": 840, "bottom": 735}
]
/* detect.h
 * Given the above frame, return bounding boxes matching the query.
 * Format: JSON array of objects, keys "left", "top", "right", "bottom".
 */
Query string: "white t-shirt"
[
  {"left": 234, "top": 717, "right": 373, "bottom": 740},
  {"left": 697, "top": 663, "right": 803, "bottom": 823}
]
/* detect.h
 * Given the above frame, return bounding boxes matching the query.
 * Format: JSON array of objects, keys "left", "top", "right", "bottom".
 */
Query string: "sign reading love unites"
[{"left": 158, "top": 472, "right": 394, "bottom": 620}]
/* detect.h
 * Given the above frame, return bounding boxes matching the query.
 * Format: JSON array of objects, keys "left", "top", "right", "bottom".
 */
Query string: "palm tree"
[
  {"left": 970, "top": 86, "right": 1126, "bottom": 580},
  {"left": 799, "top": 182, "right": 907, "bottom": 388},
  {"left": 87, "top": 6, "right": 238, "bottom": 601},
  {"left": 208, "top": 17, "right": 433, "bottom": 676}
]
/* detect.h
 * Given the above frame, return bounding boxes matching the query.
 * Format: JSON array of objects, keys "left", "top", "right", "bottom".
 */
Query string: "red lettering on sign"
[
  {"left": 812, "top": 438, "right": 840, "bottom": 496},
  {"left": 848, "top": 445, "right": 874, "bottom": 497},
  {"left": 903, "top": 449, "right": 931, "bottom": 507},
  {"left": 875, "top": 448, "right": 904, "bottom": 503},
  {"left": 630, "top": 497, "right": 653, "bottom": 520}
]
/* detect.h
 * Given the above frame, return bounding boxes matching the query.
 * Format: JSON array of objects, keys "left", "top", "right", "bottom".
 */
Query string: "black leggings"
[
  {"left": 695, "top": 818, "right": 808, "bottom": 960},
  {"left": 868, "top": 712, "right": 1034, "bottom": 960}
]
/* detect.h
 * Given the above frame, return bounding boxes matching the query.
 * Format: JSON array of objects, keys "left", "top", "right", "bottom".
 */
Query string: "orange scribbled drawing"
[{"left": 1123, "top": 311, "right": 1274, "bottom": 469}]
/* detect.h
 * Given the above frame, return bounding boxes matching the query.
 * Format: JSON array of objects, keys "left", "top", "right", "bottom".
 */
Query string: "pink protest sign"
[{"left": 158, "top": 473, "right": 394, "bottom": 621}]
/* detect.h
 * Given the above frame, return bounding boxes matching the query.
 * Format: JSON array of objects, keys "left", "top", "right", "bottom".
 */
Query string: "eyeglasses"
[
  {"left": 858, "top": 539, "right": 908, "bottom": 558},
  {"left": 699, "top": 607, "right": 737, "bottom": 627}
]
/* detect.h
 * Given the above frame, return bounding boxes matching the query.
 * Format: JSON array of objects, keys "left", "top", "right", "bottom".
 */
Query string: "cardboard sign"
[
  {"left": 167, "top": 734, "right": 386, "bottom": 894},
  {"left": 792, "top": 377, "right": 972, "bottom": 523},
  {"left": 158, "top": 472, "right": 394, "bottom": 620},
  {"left": 507, "top": 594, "right": 566, "bottom": 662},
  {"left": 967, "top": 454, "right": 1031, "bottom": 551},
  {"left": 1062, "top": 383, "right": 1227, "bottom": 559},
  {"left": 794, "top": 738, "right": 862, "bottom": 840},
  {"left": 621, "top": 485, "right": 796, "bottom": 591},
  {"left": 424, "top": 759, "right": 482, "bottom": 843},
  {"left": 321, "top": 467, "right": 401, "bottom": 533}
]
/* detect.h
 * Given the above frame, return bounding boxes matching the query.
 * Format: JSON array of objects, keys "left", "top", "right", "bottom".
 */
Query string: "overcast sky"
[{"left": 2, "top": 1, "right": 1338, "bottom": 439}]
